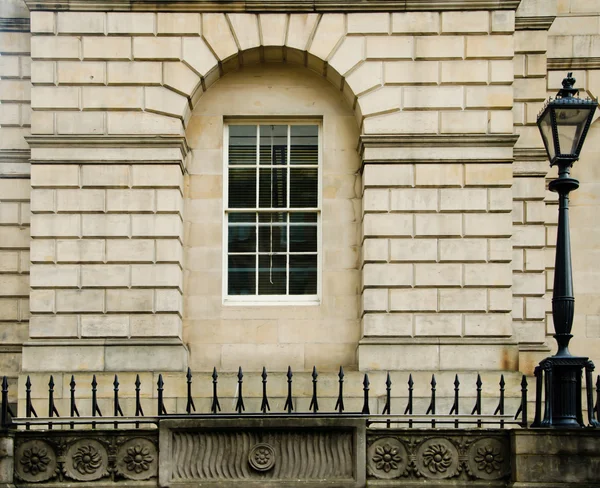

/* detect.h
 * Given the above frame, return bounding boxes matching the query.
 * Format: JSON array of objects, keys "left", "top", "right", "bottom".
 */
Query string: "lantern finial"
[{"left": 558, "top": 72, "right": 578, "bottom": 99}]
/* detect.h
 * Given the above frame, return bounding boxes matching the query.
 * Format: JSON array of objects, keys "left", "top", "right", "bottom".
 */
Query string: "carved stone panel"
[
  {"left": 14, "top": 430, "right": 159, "bottom": 484},
  {"left": 159, "top": 418, "right": 366, "bottom": 487},
  {"left": 366, "top": 430, "right": 510, "bottom": 485}
]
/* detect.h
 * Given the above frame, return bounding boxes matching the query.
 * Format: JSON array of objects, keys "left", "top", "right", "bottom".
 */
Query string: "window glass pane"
[
  {"left": 229, "top": 125, "right": 256, "bottom": 165},
  {"left": 229, "top": 213, "right": 256, "bottom": 223},
  {"left": 291, "top": 125, "right": 318, "bottom": 165},
  {"left": 259, "top": 168, "right": 287, "bottom": 208},
  {"left": 229, "top": 168, "right": 256, "bottom": 208},
  {"left": 259, "top": 212, "right": 287, "bottom": 223},
  {"left": 290, "top": 225, "right": 317, "bottom": 252},
  {"left": 290, "top": 168, "right": 318, "bottom": 208},
  {"left": 259, "top": 225, "right": 287, "bottom": 253},
  {"left": 289, "top": 255, "right": 317, "bottom": 295},
  {"left": 290, "top": 212, "right": 317, "bottom": 223},
  {"left": 258, "top": 255, "right": 287, "bottom": 295},
  {"left": 228, "top": 225, "right": 256, "bottom": 253},
  {"left": 228, "top": 255, "right": 256, "bottom": 295},
  {"left": 260, "top": 125, "right": 287, "bottom": 165}
]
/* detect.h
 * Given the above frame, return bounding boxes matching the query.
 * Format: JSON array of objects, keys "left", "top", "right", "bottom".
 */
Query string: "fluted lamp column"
[{"left": 533, "top": 73, "right": 598, "bottom": 428}]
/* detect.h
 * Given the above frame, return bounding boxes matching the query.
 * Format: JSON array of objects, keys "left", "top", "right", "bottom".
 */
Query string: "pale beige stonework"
[{"left": 0, "top": 0, "right": 598, "bottom": 410}]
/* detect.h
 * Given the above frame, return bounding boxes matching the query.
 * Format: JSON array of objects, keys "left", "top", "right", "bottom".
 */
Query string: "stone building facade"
[{"left": 0, "top": 0, "right": 599, "bottom": 413}]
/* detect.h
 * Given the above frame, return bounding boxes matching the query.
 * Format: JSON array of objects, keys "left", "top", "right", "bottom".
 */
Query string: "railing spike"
[
  {"left": 113, "top": 374, "right": 124, "bottom": 429},
  {"left": 91, "top": 374, "right": 102, "bottom": 429},
  {"left": 186, "top": 367, "right": 196, "bottom": 414},
  {"left": 48, "top": 375, "right": 59, "bottom": 430},
  {"left": 284, "top": 366, "right": 294, "bottom": 413},
  {"left": 134, "top": 373, "right": 144, "bottom": 428},
  {"left": 1, "top": 376, "right": 12, "bottom": 428},
  {"left": 309, "top": 366, "right": 319, "bottom": 413},
  {"left": 211, "top": 367, "right": 221, "bottom": 414},
  {"left": 382, "top": 372, "right": 392, "bottom": 428},
  {"left": 335, "top": 366, "right": 345, "bottom": 414},
  {"left": 595, "top": 375, "right": 600, "bottom": 423},
  {"left": 260, "top": 367, "right": 270, "bottom": 414},
  {"left": 471, "top": 373, "right": 482, "bottom": 428},
  {"left": 494, "top": 374, "right": 506, "bottom": 428},
  {"left": 235, "top": 367, "right": 245, "bottom": 414},
  {"left": 361, "top": 373, "right": 370, "bottom": 415},
  {"left": 404, "top": 374, "right": 413, "bottom": 428},
  {"left": 70, "top": 375, "right": 79, "bottom": 429},
  {"left": 157, "top": 374, "right": 167, "bottom": 416},
  {"left": 426, "top": 374, "right": 436, "bottom": 428},
  {"left": 584, "top": 361, "right": 599, "bottom": 427},
  {"left": 449, "top": 374, "right": 460, "bottom": 428},
  {"left": 25, "top": 375, "right": 36, "bottom": 430}
]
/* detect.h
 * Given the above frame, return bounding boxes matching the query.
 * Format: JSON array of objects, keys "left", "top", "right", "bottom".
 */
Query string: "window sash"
[{"left": 224, "top": 123, "right": 321, "bottom": 302}]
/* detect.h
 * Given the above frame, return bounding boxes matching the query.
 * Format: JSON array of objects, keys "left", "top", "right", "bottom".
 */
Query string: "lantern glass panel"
[
  {"left": 538, "top": 109, "right": 555, "bottom": 161},
  {"left": 555, "top": 107, "right": 591, "bottom": 156}
]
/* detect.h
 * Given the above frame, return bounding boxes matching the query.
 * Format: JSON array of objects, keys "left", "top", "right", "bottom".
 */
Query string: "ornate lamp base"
[{"left": 531, "top": 356, "right": 599, "bottom": 428}]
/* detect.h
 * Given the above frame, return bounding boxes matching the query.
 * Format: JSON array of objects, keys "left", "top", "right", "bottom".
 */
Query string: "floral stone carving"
[
  {"left": 16, "top": 440, "right": 57, "bottom": 483},
  {"left": 116, "top": 438, "right": 157, "bottom": 481},
  {"left": 72, "top": 444, "right": 102, "bottom": 475},
  {"left": 248, "top": 443, "right": 276, "bottom": 472},
  {"left": 64, "top": 439, "right": 108, "bottom": 482},
  {"left": 467, "top": 438, "right": 509, "bottom": 481},
  {"left": 415, "top": 438, "right": 459, "bottom": 479},
  {"left": 367, "top": 438, "right": 408, "bottom": 479}
]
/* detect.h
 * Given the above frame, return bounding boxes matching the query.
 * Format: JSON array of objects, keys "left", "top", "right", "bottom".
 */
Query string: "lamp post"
[{"left": 533, "top": 73, "right": 599, "bottom": 428}]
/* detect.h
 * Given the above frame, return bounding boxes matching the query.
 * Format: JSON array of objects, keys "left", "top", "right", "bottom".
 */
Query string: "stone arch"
[{"left": 151, "top": 13, "right": 383, "bottom": 135}]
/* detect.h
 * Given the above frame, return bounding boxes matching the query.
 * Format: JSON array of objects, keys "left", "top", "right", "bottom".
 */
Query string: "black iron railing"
[{"left": 0, "top": 367, "right": 549, "bottom": 430}]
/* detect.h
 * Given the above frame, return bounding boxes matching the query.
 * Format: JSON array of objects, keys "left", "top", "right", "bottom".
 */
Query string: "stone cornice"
[
  {"left": 0, "top": 17, "right": 30, "bottom": 32},
  {"left": 0, "top": 149, "right": 30, "bottom": 160},
  {"left": 515, "top": 16, "right": 555, "bottom": 31},
  {"left": 25, "top": 135, "right": 189, "bottom": 156},
  {"left": 24, "top": 0, "right": 521, "bottom": 12},
  {"left": 358, "top": 133, "right": 519, "bottom": 155},
  {"left": 548, "top": 58, "right": 600, "bottom": 71},
  {"left": 513, "top": 147, "right": 547, "bottom": 162}
]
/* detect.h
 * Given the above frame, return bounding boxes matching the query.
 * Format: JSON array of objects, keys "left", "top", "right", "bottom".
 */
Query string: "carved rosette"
[
  {"left": 414, "top": 438, "right": 460, "bottom": 479},
  {"left": 467, "top": 438, "right": 509, "bottom": 480},
  {"left": 367, "top": 438, "right": 408, "bottom": 479},
  {"left": 63, "top": 439, "right": 108, "bottom": 481},
  {"left": 116, "top": 438, "right": 157, "bottom": 481},
  {"left": 15, "top": 440, "right": 57, "bottom": 483},
  {"left": 248, "top": 443, "right": 276, "bottom": 472}
]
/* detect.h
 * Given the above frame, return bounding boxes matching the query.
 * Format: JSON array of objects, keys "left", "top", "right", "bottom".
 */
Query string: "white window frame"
[{"left": 222, "top": 119, "right": 322, "bottom": 305}]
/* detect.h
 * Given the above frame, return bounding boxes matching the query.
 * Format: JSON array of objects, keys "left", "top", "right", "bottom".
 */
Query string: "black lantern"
[
  {"left": 537, "top": 72, "right": 597, "bottom": 166},
  {"left": 531, "top": 73, "right": 599, "bottom": 428}
]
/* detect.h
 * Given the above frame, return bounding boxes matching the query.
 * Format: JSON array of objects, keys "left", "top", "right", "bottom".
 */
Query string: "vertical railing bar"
[
  {"left": 260, "top": 367, "right": 270, "bottom": 414},
  {"left": 530, "top": 368, "right": 541, "bottom": 427},
  {"left": 211, "top": 367, "right": 221, "bottom": 414},
  {"left": 70, "top": 375, "right": 79, "bottom": 430},
  {"left": 283, "top": 366, "right": 293, "bottom": 414},
  {"left": 186, "top": 368, "right": 196, "bottom": 415},
  {"left": 135, "top": 374, "right": 144, "bottom": 429},
  {"left": 25, "top": 375, "right": 37, "bottom": 431},
  {"left": 470, "top": 373, "right": 482, "bottom": 428},
  {"left": 595, "top": 375, "right": 600, "bottom": 423},
  {"left": 309, "top": 366, "right": 319, "bottom": 414},
  {"left": 48, "top": 375, "right": 60, "bottom": 430},
  {"left": 449, "top": 374, "right": 460, "bottom": 428},
  {"left": 334, "top": 366, "right": 344, "bottom": 414},
  {"left": 361, "top": 373, "right": 370, "bottom": 415},
  {"left": 404, "top": 374, "right": 413, "bottom": 429},
  {"left": 91, "top": 374, "right": 102, "bottom": 429},
  {"left": 235, "top": 367, "right": 245, "bottom": 415},
  {"left": 382, "top": 372, "right": 391, "bottom": 428},
  {"left": 494, "top": 374, "right": 505, "bottom": 428},
  {"left": 157, "top": 374, "right": 167, "bottom": 416},
  {"left": 113, "top": 374, "right": 124, "bottom": 429},
  {"left": 1, "top": 377, "right": 9, "bottom": 428},
  {"left": 425, "top": 374, "right": 436, "bottom": 428}
]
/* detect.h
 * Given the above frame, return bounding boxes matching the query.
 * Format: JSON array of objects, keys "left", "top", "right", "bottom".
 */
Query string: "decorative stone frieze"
[
  {"left": 14, "top": 430, "right": 158, "bottom": 484},
  {"left": 366, "top": 430, "right": 510, "bottom": 483}
]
